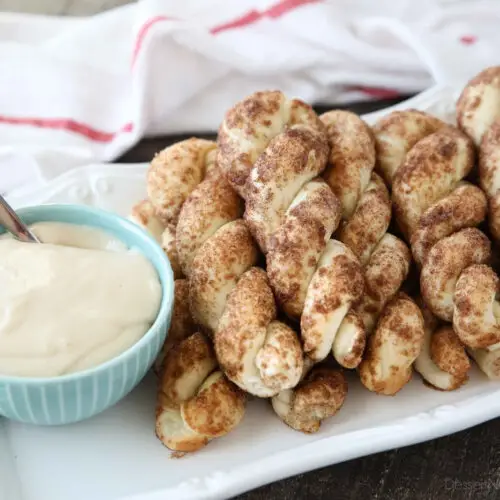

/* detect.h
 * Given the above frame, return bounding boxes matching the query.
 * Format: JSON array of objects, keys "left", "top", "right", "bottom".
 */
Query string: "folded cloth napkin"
[{"left": 1, "top": 0, "right": 500, "bottom": 195}]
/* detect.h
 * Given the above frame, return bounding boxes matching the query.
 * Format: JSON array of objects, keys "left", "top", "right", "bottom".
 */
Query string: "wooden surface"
[
  {"left": 240, "top": 423, "right": 500, "bottom": 500},
  {"left": 3, "top": 1, "right": 500, "bottom": 498}
]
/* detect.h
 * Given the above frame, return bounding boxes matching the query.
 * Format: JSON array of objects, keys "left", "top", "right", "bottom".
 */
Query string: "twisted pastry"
[
  {"left": 372, "top": 109, "right": 446, "bottom": 188},
  {"left": 130, "top": 199, "right": 182, "bottom": 279},
  {"left": 391, "top": 127, "right": 481, "bottom": 240},
  {"left": 133, "top": 138, "right": 221, "bottom": 279},
  {"left": 420, "top": 229, "right": 500, "bottom": 380},
  {"left": 359, "top": 292, "right": 425, "bottom": 395},
  {"left": 373, "top": 115, "right": 487, "bottom": 266},
  {"left": 320, "top": 111, "right": 412, "bottom": 332},
  {"left": 414, "top": 299, "right": 471, "bottom": 391},
  {"left": 378, "top": 107, "right": 500, "bottom": 382},
  {"left": 218, "top": 90, "right": 326, "bottom": 200},
  {"left": 145, "top": 137, "right": 305, "bottom": 400},
  {"left": 318, "top": 110, "right": 421, "bottom": 395},
  {"left": 457, "top": 66, "right": 500, "bottom": 241},
  {"left": 217, "top": 90, "right": 357, "bottom": 431},
  {"left": 271, "top": 358, "right": 347, "bottom": 433},
  {"left": 147, "top": 138, "right": 218, "bottom": 224},
  {"left": 156, "top": 332, "right": 245, "bottom": 452},
  {"left": 179, "top": 174, "right": 304, "bottom": 398},
  {"left": 457, "top": 66, "right": 500, "bottom": 147},
  {"left": 130, "top": 142, "right": 250, "bottom": 451},
  {"left": 455, "top": 68, "right": 500, "bottom": 379},
  {"left": 153, "top": 279, "right": 196, "bottom": 374},
  {"left": 221, "top": 93, "right": 365, "bottom": 366}
]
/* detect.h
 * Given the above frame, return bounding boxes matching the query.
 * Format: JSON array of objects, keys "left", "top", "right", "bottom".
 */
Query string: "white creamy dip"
[{"left": 0, "top": 222, "right": 162, "bottom": 377}]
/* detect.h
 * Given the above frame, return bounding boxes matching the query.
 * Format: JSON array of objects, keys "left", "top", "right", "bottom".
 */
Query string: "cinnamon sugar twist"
[
  {"left": 373, "top": 105, "right": 500, "bottom": 385},
  {"left": 177, "top": 163, "right": 304, "bottom": 398},
  {"left": 414, "top": 299, "right": 471, "bottom": 391},
  {"left": 156, "top": 332, "right": 245, "bottom": 453},
  {"left": 218, "top": 91, "right": 358, "bottom": 431},
  {"left": 318, "top": 110, "right": 423, "bottom": 395},
  {"left": 132, "top": 140, "right": 248, "bottom": 452},
  {"left": 133, "top": 136, "right": 308, "bottom": 448},
  {"left": 130, "top": 200, "right": 182, "bottom": 279},
  {"left": 220, "top": 92, "right": 365, "bottom": 367},
  {"left": 457, "top": 66, "right": 500, "bottom": 242},
  {"left": 131, "top": 138, "right": 219, "bottom": 279},
  {"left": 153, "top": 279, "right": 196, "bottom": 375},
  {"left": 455, "top": 65, "right": 500, "bottom": 380}
]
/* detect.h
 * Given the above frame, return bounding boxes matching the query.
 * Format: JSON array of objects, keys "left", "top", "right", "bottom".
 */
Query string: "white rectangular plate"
[{"left": 2, "top": 84, "right": 499, "bottom": 500}]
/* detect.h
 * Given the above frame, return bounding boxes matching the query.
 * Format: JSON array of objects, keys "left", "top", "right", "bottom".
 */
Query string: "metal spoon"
[{"left": 0, "top": 194, "right": 40, "bottom": 243}]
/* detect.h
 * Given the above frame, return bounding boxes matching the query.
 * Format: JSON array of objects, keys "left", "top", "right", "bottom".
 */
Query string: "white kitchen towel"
[{"left": 1, "top": 0, "right": 500, "bottom": 195}]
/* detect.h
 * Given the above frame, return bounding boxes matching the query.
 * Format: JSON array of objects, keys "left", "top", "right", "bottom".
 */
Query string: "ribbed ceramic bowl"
[{"left": 0, "top": 204, "right": 174, "bottom": 425}]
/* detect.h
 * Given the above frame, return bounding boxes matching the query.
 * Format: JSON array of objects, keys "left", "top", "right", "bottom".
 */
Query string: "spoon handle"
[{"left": 0, "top": 194, "right": 40, "bottom": 243}]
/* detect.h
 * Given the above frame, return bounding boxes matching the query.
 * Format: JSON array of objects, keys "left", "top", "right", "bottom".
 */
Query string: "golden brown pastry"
[
  {"left": 147, "top": 138, "right": 217, "bottom": 224},
  {"left": 320, "top": 110, "right": 412, "bottom": 341},
  {"left": 372, "top": 109, "right": 446, "bottom": 187},
  {"left": 272, "top": 359, "right": 347, "bottom": 433},
  {"left": 134, "top": 139, "right": 300, "bottom": 450},
  {"left": 135, "top": 133, "right": 306, "bottom": 400},
  {"left": 453, "top": 66, "right": 500, "bottom": 380},
  {"left": 457, "top": 66, "right": 500, "bottom": 146},
  {"left": 375, "top": 93, "right": 500, "bottom": 383},
  {"left": 217, "top": 90, "right": 325, "bottom": 200},
  {"left": 218, "top": 90, "right": 358, "bottom": 429},
  {"left": 358, "top": 293, "right": 425, "bottom": 395},
  {"left": 392, "top": 128, "right": 480, "bottom": 239},
  {"left": 129, "top": 199, "right": 183, "bottom": 278},
  {"left": 181, "top": 176, "right": 305, "bottom": 398},
  {"left": 156, "top": 333, "right": 245, "bottom": 453},
  {"left": 153, "top": 279, "right": 197, "bottom": 375},
  {"left": 457, "top": 66, "right": 500, "bottom": 242},
  {"left": 288, "top": 109, "right": 416, "bottom": 396},
  {"left": 414, "top": 299, "right": 470, "bottom": 391},
  {"left": 219, "top": 92, "right": 364, "bottom": 368}
]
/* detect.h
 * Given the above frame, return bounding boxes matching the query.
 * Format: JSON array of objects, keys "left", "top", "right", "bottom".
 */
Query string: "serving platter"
[{"left": 2, "top": 83, "right": 499, "bottom": 500}]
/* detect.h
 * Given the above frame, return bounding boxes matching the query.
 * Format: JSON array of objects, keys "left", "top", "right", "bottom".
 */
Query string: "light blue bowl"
[{"left": 0, "top": 204, "right": 174, "bottom": 425}]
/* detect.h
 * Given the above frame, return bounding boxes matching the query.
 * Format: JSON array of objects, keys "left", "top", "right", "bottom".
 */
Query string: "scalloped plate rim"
[{"left": 127, "top": 388, "right": 500, "bottom": 500}]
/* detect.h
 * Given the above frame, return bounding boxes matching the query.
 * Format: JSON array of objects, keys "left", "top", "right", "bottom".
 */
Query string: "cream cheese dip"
[{"left": 0, "top": 222, "right": 162, "bottom": 378}]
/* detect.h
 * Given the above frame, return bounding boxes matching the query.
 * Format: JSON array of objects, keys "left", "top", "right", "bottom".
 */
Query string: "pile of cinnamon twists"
[{"left": 130, "top": 66, "right": 500, "bottom": 454}]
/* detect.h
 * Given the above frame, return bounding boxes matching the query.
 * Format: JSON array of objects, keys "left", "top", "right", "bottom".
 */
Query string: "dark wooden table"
[{"left": 119, "top": 97, "right": 500, "bottom": 500}]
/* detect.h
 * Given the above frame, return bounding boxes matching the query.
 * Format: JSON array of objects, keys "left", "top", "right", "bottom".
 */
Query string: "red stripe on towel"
[
  {"left": 4, "top": 0, "right": 321, "bottom": 142},
  {"left": 0, "top": 116, "right": 133, "bottom": 143},
  {"left": 132, "top": 15, "right": 175, "bottom": 67},
  {"left": 211, "top": 0, "right": 322, "bottom": 34},
  {"left": 347, "top": 86, "right": 402, "bottom": 99}
]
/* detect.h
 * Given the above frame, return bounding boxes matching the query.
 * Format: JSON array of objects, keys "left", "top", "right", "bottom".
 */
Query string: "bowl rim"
[{"left": 0, "top": 203, "right": 174, "bottom": 385}]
